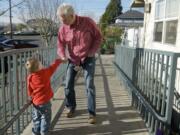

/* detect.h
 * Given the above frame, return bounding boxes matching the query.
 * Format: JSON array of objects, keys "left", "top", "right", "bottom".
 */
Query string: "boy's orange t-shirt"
[{"left": 27, "top": 59, "right": 61, "bottom": 105}]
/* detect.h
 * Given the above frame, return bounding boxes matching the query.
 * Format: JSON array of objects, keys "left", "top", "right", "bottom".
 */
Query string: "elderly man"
[{"left": 57, "top": 3, "right": 102, "bottom": 124}]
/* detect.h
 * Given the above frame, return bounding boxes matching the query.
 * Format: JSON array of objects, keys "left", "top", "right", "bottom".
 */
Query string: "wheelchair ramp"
[{"left": 50, "top": 55, "right": 149, "bottom": 135}]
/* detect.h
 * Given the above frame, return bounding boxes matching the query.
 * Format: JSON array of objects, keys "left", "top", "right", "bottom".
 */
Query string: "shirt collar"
[{"left": 70, "top": 15, "right": 80, "bottom": 28}]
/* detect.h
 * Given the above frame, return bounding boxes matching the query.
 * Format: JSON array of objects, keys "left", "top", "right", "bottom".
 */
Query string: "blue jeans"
[
  {"left": 65, "top": 57, "right": 96, "bottom": 116},
  {"left": 32, "top": 101, "right": 51, "bottom": 135}
]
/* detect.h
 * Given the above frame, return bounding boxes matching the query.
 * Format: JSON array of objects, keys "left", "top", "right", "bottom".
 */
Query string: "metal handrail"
[
  {"left": 0, "top": 101, "right": 31, "bottom": 135},
  {"left": 120, "top": 46, "right": 180, "bottom": 56},
  {"left": 0, "top": 46, "right": 67, "bottom": 135},
  {"left": 114, "top": 45, "right": 178, "bottom": 134},
  {"left": 0, "top": 47, "right": 50, "bottom": 56},
  {"left": 114, "top": 61, "right": 170, "bottom": 123}
]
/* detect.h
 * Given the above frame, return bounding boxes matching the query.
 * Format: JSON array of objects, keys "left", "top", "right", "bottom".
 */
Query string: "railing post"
[
  {"left": 8, "top": 55, "right": 14, "bottom": 133},
  {"left": 1, "top": 57, "right": 7, "bottom": 131},
  {"left": 13, "top": 54, "right": 20, "bottom": 135},
  {"left": 166, "top": 54, "right": 177, "bottom": 125}
]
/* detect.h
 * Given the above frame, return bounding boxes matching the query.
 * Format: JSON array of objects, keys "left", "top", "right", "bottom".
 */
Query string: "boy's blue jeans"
[
  {"left": 65, "top": 57, "right": 96, "bottom": 116},
  {"left": 32, "top": 101, "right": 51, "bottom": 135}
]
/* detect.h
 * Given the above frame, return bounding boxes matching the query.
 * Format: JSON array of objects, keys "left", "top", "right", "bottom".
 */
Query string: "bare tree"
[{"left": 23, "top": 0, "right": 64, "bottom": 47}]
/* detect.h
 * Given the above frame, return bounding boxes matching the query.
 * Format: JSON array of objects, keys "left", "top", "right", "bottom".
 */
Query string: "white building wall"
[
  {"left": 127, "top": 28, "right": 136, "bottom": 47},
  {"left": 143, "top": 0, "right": 180, "bottom": 94},
  {"left": 138, "top": 27, "right": 144, "bottom": 48},
  {"left": 126, "top": 28, "right": 143, "bottom": 48}
]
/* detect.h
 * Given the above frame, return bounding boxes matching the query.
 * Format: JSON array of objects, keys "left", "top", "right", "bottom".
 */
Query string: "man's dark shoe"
[{"left": 65, "top": 108, "right": 75, "bottom": 118}]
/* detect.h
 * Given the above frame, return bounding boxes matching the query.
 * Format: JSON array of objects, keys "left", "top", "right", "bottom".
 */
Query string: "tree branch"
[{"left": 0, "top": 0, "right": 28, "bottom": 16}]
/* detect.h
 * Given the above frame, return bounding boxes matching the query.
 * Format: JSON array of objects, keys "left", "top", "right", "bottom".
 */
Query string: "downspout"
[{"left": 143, "top": 0, "right": 147, "bottom": 48}]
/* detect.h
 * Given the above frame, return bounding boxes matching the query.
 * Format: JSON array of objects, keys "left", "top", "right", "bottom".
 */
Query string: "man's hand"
[
  {"left": 61, "top": 57, "right": 68, "bottom": 63},
  {"left": 88, "top": 53, "right": 95, "bottom": 57}
]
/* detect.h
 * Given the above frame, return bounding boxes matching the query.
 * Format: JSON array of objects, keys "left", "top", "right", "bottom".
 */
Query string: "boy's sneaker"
[
  {"left": 88, "top": 115, "right": 96, "bottom": 124},
  {"left": 65, "top": 108, "right": 75, "bottom": 118}
]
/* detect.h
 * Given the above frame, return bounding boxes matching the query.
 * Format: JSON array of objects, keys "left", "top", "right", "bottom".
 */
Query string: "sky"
[{"left": 0, "top": 0, "right": 132, "bottom": 24}]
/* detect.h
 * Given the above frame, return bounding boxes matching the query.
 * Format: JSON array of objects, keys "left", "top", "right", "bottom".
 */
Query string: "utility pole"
[{"left": 9, "top": 0, "right": 13, "bottom": 39}]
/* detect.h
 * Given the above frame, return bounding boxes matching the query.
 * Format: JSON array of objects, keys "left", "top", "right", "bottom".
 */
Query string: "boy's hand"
[
  {"left": 88, "top": 52, "right": 95, "bottom": 57},
  {"left": 28, "top": 97, "right": 33, "bottom": 103}
]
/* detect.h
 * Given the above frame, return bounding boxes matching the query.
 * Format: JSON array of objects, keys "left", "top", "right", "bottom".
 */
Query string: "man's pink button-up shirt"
[{"left": 57, "top": 15, "right": 102, "bottom": 65}]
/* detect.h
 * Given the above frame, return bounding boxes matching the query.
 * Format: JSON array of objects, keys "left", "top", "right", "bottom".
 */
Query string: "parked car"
[
  {"left": 0, "top": 36, "right": 7, "bottom": 42},
  {"left": 0, "top": 46, "right": 4, "bottom": 51},
  {"left": 0, "top": 42, "right": 14, "bottom": 50},
  {"left": 2, "top": 39, "right": 39, "bottom": 49},
  {"left": 14, "top": 31, "right": 40, "bottom": 35}
]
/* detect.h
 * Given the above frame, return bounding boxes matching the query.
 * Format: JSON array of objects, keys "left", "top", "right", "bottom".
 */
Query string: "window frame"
[
  {"left": 154, "top": 21, "right": 163, "bottom": 42},
  {"left": 164, "top": 19, "right": 178, "bottom": 45},
  {"left": 153, "top": 0, "right": 179, "bottom": 45}
]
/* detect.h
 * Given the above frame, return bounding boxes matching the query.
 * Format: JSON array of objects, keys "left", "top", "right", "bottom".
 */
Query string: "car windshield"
[
  {"left": 3, "top": 39, "right": 20, "bottom": 45},
  {"left": 19, "top": 40, "right": 26, "bottom": 44},
  {"left": 2, "top": 39, "right": 11, "bottom": 44}
]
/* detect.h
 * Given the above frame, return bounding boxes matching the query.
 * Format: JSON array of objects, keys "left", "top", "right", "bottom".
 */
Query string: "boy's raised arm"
[{"left": 45, "top": 59, "right": 62, "bottom": 77}]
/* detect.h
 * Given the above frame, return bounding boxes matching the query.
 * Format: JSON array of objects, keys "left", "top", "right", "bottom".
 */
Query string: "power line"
[
  {"left": 0, "top": 0, "right": 27, "bottom": 16},
  {"left": 9, "top": 0, "right": 13, "bottom": 38}
]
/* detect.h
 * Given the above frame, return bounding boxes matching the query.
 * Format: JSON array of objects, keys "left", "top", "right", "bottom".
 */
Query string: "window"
[
  {"left": 165, "top": 20, "right": 178, "bottom": 44},
  {"left": 155, "top": 0, "right": 165, "bottom": 19},
  {"left": 154, "top": 22, "right": 163, "bottom": 42},
  {"left": 154, "top": 0, "right": 179, "bottom": 45},
  {"left": 166, "top": 0, "right": 179, "bottom": 18}
]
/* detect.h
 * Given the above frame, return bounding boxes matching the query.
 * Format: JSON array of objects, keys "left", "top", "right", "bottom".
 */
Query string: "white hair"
[{"left": 57, "top": 3, "right": 75, "bottom": 17}]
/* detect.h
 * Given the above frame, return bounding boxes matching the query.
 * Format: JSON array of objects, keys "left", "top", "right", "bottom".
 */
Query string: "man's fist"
[{"left": 61, "top": 57, "right": 68, "bottom": 63}]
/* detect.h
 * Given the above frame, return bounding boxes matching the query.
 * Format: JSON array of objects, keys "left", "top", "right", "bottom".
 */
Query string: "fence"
[
  {"left": 114, "top": 45, "right": 180, "bottom": 135},
  {"left": 0, "top": 47, "right": 67, "bottom": 135}
]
